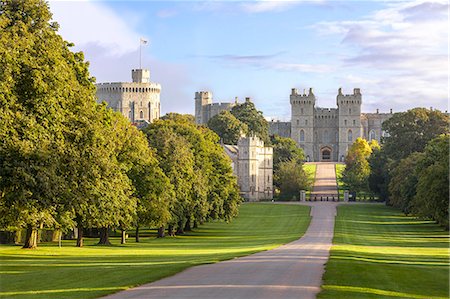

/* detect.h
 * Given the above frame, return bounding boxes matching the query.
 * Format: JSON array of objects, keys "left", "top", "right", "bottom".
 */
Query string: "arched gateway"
[{"left": 320, "top": 146, "right": 332, "bottom": 161}]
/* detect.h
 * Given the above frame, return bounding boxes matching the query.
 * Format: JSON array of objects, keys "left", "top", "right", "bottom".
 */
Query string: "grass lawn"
[
  {"left": 0, "top": 203, "right": 310, "bottom": 299},
  {"left": 319, "top": 204, "right": 449, "bottom": 299}
]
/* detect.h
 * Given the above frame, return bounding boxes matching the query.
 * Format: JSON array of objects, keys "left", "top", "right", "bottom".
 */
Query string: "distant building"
[
  {"left": 96, "top": 69, "right": 161, "bottom": 125},
  {"left": 223, "top": 136, "right": 273, "bottom": 201},
  {"left": 270, "top": 87, "right": 393, "bottom": 162},
  {"left": 195, "top": 91, "right": 236, "bottom": 124}
]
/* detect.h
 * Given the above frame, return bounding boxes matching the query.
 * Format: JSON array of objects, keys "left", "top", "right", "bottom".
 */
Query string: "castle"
[
  {"left": 195, "top": 88, "right": 393, "bottom": 162},
  {"left": 223, "top": 136, "right": 273, "bottom": 201},
  {"left": 96, "top": 69, "right": 161, "bottom": 125}
]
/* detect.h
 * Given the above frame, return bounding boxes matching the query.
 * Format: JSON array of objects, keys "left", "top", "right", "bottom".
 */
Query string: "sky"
[{"left": 49, "top": 0, "right": 449, "bottom": 120}]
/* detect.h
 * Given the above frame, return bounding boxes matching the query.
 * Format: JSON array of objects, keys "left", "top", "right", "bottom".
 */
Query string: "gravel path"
[
  {"left": 311, "top": 162, "right": 338, "bottom": 200},
  {"left": 103, "top": 202, "right": 337, "bottom": 299}
]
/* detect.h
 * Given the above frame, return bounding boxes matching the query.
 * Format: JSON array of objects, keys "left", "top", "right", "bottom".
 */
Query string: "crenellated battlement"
[{"left": 336, "top": 87, "right": 362, "bottom": 106}]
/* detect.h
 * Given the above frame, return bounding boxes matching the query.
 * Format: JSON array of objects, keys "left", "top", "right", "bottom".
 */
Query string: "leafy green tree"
[
  {"left": 0, "top": 0, "right": 98, "bottom": 248},
  {"left": 231, "top": 100, "right": 270, "bottom": 144},
  {"left": 368, "top": 148, "right": 390, "bottom": 201},
  {"left": 277, "top": 160, "right": 310, "bottom": 200},
  {"left": 382, "top": 108, "right": 449, "bottom": 161},
  {"left": 412, "top": 135, "right": 449, "bottom": 229},
  {"left": 388, "top": 152, "right": 423, "bottom": 214},
  {"left": 270, "top": 135, "right": 306, "bottom": 193},
  {"left": 207, "top": 111, "right": 248, "bottom": 144},
  {"left": 342, "top": 138, "right": 375, "bottom": 195}
]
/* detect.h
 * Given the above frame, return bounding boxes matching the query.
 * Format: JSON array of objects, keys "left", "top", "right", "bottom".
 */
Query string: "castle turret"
[
  {"left": 290, "top": 87, "right": 315, "bottom": 161},
  {"left": 337, "top": 88, "right": 362, "bottom": 161},
  {"left": 195, "top": 91, "right": 212, "bottom": 124}
]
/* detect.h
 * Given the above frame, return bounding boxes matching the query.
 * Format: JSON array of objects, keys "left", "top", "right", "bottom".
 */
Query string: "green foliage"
[
  {"left": 270, "top": 135, "right": 307, "bottom": 196},
  {"left": 412, "top": 135, "right": 449, "bottom": 229},
  {"left": 382, "top": 108, "right": 449, "bottom": 161},
  {"left": 388, "top": 152, "right": 423, "bottom": 214},
  {"left": 230, "top": 100, "right": 270, "bottom": 144},
  {"left": 143, "top": 116, "right": 242, "bottom": 230},
  {"left": 0, "top": 204, "right": 311, "bottom": 299},
  {"left": 342, "top": 138, "right": 374, "bottom": 193},
  {"left": 207, "top": 110, "right": 248, "bottom": 144},
  {"left": 319, "top": 205, "right": 449, "bottom": 299},
  {"left": 368, "top": 148, "right": 390, "bottom": 201},
  {"left": 277, "top": 160, "right": 310, "bottom": 199}
]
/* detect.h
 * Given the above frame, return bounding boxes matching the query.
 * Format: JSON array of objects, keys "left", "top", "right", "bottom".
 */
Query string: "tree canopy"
[
  {"left": 381, "top": 108, "right": 449, "bottom": 161},
  {"left": 230, "top": 100, "right": 270, "bottom": 144},
  {"left": 207, "top": 111, "right": 248, "bottom": 144}
]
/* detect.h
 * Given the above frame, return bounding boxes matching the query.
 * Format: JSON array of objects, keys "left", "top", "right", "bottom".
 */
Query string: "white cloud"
[
  {"left": 313, "top": 0, "right": 449, "bottom": 112},
  {"left": 49, "top": 1, "right": 143, "bottom": 56}
]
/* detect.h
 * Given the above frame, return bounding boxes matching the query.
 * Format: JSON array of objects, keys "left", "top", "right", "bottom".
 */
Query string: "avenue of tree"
[
  {"left": 0, "top": 0, "right": 241, "bottom": 248},
  {"left": 342, "top": 108, "right": 449, "bottom": 229}
]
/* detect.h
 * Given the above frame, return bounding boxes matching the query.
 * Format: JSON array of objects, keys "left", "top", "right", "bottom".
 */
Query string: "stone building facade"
[
  {"left": 223, "top": 136, "right": 273, "bottom": 201},
  {"left": 270, "top": 87, "right": 393, "bottom": 162},
  {"left": 195, "top": 91, "right": 236, "bottom": 124},
  {"left": 96, "top": 69, "right": 161, "bottom": 125}
]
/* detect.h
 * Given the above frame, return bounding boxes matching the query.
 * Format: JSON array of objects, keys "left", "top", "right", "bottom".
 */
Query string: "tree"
[
  {"left": 270, "top": 135, "right": 306, "bottom": 192},
  {"left": 382, "top": 108, "right": 449, "bottom": 161},
  {"left": 412, "top": 135, "right": 449, "bottom": 229},
  {"left": 0, "top": 0, "right": 98, "bottom": 248},
  {"left": 230, "top": 100, "right": 270, "bottom": 144},
  {"left": 368, "top": 148, "right": 390, "bottom": 201},
  {"left": 388, "top": 152, "right": 423, "bottom": 214},
  {"left": 207, "top": 111, "right": 248, "bottom": 144},
  {"left": 342, "top": 138, "right": 375, "bottom": 195},
  {"left": 277, "top": 160, "right": 310, "bottom": 200}
]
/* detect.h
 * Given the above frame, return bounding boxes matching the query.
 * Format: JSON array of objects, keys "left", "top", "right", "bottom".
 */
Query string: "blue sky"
[{"left": 49, "top": 1, "right": 448, "bottom": 120}]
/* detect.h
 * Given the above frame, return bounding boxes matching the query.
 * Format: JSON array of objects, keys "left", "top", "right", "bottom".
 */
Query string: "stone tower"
[
  {"left": 290, "top": 88, "right": 315, "bottom": 161},
  {"left": 195, "top": 91, "right": 213, "bottom": 124},
  {"left": 337, "top": 88, "right": 362, "bottom": 161},
  {"left": 96, "top": 68, "right": 161, "bottom": 125}
]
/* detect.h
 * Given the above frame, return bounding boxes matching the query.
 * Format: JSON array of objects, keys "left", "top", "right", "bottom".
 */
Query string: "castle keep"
[
  {"left": 96, "top": 69, "right": 161, "bottom": 125},
  {"left": 271, "top": 87, "right": 393, "bottom": 161}
]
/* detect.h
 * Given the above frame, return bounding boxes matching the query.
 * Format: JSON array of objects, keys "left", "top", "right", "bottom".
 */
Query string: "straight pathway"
[
  {"left": 103, "top": 202, "right": 338, "bottom": 299},
  {"left": 310, "top": 162, "right": 338, "bottom": 200}
]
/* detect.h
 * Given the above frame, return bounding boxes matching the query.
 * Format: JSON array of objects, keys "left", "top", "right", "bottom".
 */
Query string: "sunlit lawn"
[
  {"left": 319, "top": 204, "right": 449, "bottom": 299},
  {"left": 0, "top": 203, "right": 310, "bottom": 299}
]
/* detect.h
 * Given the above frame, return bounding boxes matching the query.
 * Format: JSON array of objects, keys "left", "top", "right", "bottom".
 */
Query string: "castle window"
[
  {"left": 301, "top": 108, "right": 304, "bottom": 114},
  {"left": 140, "top": 111, "right": 143, "bottom": 119},
  {"left": 300, "top": 130, "right": 305, "bottom": 142},
  {"left": 353, "top": 119, "right": 356, "bottom": 126},
  {"left": 148, "top": 103, "right": 152, "bottom": 119},
  {"left": 349, "top": 108, "right": 351, "bottom": 114},
  {"left": 344, "top": 119, "right": 347, "bottom": 126},
  {"left": 297, "top": 119, "right": 299, "bottom": 126},
  {"left": 305, "top": 119, "right": 308, "bottom": 125},
  {"left": 348, "top": 129, "right": 353, "bottom": 142},
  {"left": 324, "top": 130, "right": 329, "bottom": 143},
  {"left": 369, "top": 130, "right": 376, "bottom": 141}
]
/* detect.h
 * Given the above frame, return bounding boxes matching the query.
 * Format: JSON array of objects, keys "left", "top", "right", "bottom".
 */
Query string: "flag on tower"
[{"left": 140, "top": 38, "right": 148, "bottom": 45}]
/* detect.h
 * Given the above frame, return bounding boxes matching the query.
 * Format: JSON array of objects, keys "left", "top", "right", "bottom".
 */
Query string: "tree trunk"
[
  {"left": 14, "top": 230, "right": 23, "bottom": 245},
  {"left": 193, "top": 221, "right": 198, "bottom": 229},
  {"left": 176, "top": 220, "right": 185, "bottom": 235},
  {"left": 121, "top": 229, "right": 126, "bottom": 244},
  {"left": 76, "top": 226, "right": 84, "bottom": 247},
  {"left": 98, "top": 227, "right": 111, "bottom": 245},
  {"left": 52, "top": 229, "right": 62, "bottom": 242},
  {"left": 157, "top": 226, "right": 165, "bottom": 238},
  {"left": 135, "top": 226, "right": 140, "bottom": 242},
  {"left": 22, "top": 225, "right": 38, "bottom": 249},
  {"left": 168, "top": 225, "right": 174, "bottom": 236},
  {"left": 184, "top": 217, "right": 192, "bottom": 232}
]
